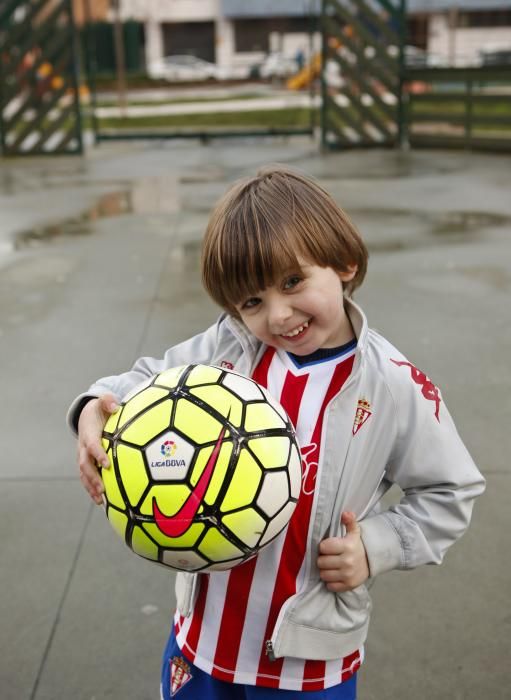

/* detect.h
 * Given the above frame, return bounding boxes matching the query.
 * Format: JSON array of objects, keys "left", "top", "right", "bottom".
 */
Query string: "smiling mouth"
[{"left": 281, "top": 320, "right": 311, "bottom": 338}]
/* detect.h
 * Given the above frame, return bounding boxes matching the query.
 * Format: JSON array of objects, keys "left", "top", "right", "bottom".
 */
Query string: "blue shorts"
[{"left": 160, "top": 627, "right": 357, "bottom": 699}]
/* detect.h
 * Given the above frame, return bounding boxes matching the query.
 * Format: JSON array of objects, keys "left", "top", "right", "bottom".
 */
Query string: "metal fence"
[
  {"left": 320, "top": 0, "right": 407, "bottom": 149},
  {"left": 2, "top": 0, "right": 510, "bottom": 156},
  {"left": 403, "top": 65, "right": 511, "bottom": 152},
  {"left": 84, "top": 14, "right": 318, "bottom": 144},
  {"left": 0, "top": 0, "right": 83, "bottom": 156}
]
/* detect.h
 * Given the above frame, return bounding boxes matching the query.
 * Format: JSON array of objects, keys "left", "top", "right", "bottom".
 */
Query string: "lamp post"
[{"left": 112, "top": 0, "right": 126, "bottom": 114}]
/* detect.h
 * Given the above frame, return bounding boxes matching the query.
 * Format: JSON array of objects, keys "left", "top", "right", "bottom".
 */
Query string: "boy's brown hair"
[{"left": 201, "top": 165, "right": 368, "bottom": 316}]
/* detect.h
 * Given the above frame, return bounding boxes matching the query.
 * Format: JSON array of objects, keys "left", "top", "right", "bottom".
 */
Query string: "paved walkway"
[{"left": 0, "top": 139, "right": 509, "bottom": 699}]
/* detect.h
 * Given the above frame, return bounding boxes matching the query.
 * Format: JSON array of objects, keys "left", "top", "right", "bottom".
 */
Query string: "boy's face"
[{"left": 235, "top": 260, "right": 357, "bottom": 355}]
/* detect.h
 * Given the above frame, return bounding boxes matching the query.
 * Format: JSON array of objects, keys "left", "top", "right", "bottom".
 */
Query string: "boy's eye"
[
  {"left": 241, "top": 297, "right": 260, "bottom": 310},
  {"left": 283, "top": 275, "right": 302, "bottom": 290}
]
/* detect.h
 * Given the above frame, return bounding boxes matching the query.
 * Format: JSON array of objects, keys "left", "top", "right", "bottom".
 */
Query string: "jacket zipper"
[
  {"left": 257, "top": 307, "right": 367, "bottom": 659},
  {"left": 264, "top": 357, "right": 365, "bottom": 657}
]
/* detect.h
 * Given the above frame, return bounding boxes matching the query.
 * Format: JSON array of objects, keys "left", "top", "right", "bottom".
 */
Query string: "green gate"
[
  {"left": 0, "top": 0, "right": 83, "bottom": 156},
  {"left": 321, "top": 0, "right": 406, "bottom": 148}
]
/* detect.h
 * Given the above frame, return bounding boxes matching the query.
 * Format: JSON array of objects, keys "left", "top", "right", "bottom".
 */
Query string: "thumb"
[
  {"left": 98, "top": 393, "right": 119, "bottom": 414},
  {"left": 341, "top": 511, "right": 360, "bottom": 537}
]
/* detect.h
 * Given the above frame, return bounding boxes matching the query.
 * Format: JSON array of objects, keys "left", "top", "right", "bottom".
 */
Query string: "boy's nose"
[{"left": 267, "top": 299, "right": 293, "bottom": 331}]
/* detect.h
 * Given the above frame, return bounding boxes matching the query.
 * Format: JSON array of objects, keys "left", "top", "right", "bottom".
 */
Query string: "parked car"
[
  {"left": 252, "top": 53, "right": 299, "bottom": 80},
  {"left": 215, "top": 63, "right": 251, "bottom": 81},
  {"left": 404, "top": 45, "right": 446, "bottom": 68},
  {"left": 480, "top": 49, "right": 511, "bottom": 66},
  {"left": 148, "top": 55, "right": 217, "bottom": 82}
]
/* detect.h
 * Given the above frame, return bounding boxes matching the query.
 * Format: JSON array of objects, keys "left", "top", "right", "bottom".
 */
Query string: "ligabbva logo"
[
  {"left": 147, "top": 432, "right": 193, "bottom": 480},
  {"left": 160, "top": 440, "right": 177, "bottom": 458}
]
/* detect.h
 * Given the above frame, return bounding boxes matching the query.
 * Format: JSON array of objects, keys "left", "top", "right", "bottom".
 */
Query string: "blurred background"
[
  {"left": 1, "top": 2, "right": 511, "bottom": 700},
  {"left": 1, "top": 0, "right": 511, "bottom": 153}
]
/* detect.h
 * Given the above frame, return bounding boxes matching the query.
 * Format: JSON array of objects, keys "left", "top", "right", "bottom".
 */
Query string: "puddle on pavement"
[
  {"left": 307, "top": 151, "right": 472, "bottom": 181},
  {"left": 14, "top": 190, "right": 131, "bottom": 249},
  {"left": 179, "top": 166, "right": 227, "bottom": 184},
  {"left": 349, "top": 207, "right": 511, "bottom": 253},
  {"left": 431, "top": 211, "right": 510, "bottom": 236},
  {"left": 13, "top": 174, "right": 187, "bottom": 250},
  {"left": 12, "top": 172, "right": 511, "bottom": 255},
  {"left": 456, "top": 265, "right": 511, "bottom": 291}
]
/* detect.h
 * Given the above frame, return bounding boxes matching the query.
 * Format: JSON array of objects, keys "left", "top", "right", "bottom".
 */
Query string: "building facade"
[
  {"left": 119, "top": 0, "right": 319, "bottom": 75},
  {"left": 408, "top": 1, "right": 511, "bottom": 65},
  {"left": 115, "top": 1, "right": 511, "bottom": 72}
]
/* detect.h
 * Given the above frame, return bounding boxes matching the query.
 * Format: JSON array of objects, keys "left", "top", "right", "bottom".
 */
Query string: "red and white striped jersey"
[{"left": 175, "top": 342, "right": 363, "bottom": 690}]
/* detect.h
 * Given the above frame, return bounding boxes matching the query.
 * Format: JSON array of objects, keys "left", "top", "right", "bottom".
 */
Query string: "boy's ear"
[{"left": 338, "top": 265, "right": 358, "bottom": 283}]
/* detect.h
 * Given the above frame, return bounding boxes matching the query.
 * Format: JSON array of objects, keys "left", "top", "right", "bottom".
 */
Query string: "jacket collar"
[{"left": 345, "top": 297, "right": 368, "bottom": 353}]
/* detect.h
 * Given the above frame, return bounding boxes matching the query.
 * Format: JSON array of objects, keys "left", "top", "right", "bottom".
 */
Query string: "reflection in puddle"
[
  {"left": 350, "top": 207, "right": 511, "bottom": 253},
  {"left": 15, "top": 190, "right": 130, "bottom": 248},
  {"left": 12, "top": 172, "right": 511, "bottom": 256},
  {"left": 14, "top": 175, "right": 181, "bottom": 249},
  {"left": 431, "top": 211, "right": 510, "bottom": 236},
  {"left": 456, "top": 265, "right": 511, "bottom": 291}
]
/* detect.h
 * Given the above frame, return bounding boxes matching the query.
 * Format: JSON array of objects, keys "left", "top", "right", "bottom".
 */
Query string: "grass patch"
[
  {"left": 411, "top": 98, "right": 511, "bottom": 117},
  {"left": 96, "top": 93, "right": 268, "bottom": 108},
  {"left": 95, "top": 107, "right": 317, "bottom": 131}
]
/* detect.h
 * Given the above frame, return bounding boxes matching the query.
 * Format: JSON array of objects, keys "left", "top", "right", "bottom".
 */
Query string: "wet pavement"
[{"left": 0, "top": 139, "right": 510, "bottom": 699}]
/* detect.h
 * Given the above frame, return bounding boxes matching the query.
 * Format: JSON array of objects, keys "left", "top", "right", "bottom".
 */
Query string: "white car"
[
  {"left": 404, "top": 45, "right": 446, "bottom": 68},
  {"left": 255, "top": 53, "right": 299, "bottom": 80},
  {"left": 148, "top": 55, "right": 217, "bottom": 82}
]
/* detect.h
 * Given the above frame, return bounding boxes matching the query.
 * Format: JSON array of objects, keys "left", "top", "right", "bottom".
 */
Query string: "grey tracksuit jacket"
[{"left": 68, "top": 299, "right": 485, "bottom": 661}]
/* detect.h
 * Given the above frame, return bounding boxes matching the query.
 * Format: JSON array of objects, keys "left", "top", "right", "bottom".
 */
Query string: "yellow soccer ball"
[{"left": 101, "top": 364, "right": 301, "bottom": 572}]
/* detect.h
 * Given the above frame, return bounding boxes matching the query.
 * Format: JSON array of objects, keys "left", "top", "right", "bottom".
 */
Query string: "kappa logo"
[
  {"left": 391, "top": 359, "right": 442, "bottom": 422},
  {"left": 353, "top": 398, "right": 372, "bottom": 436},
  {"left": 170, "top": 656, "right": 193, "bottom": 696}
]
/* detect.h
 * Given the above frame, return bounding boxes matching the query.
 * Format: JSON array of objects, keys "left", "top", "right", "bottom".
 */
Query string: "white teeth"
[{"left": 282, "top": 320, "right": 309, "bottom": 338}]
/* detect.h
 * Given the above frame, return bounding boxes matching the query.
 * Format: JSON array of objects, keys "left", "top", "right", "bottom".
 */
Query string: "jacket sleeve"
[
  {"left": 359, "top": 366, "right": 485, "bottom": 577},
  {"left": 66, "top": 318, "right": 225, "bottom": 435}
]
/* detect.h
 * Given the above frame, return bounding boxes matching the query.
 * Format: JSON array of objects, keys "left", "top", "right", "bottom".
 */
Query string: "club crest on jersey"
[
  {"left": 170, "top": 656, "right": 193, "bottom": 696},
  {"left": 353, "top": 398, "right": 372, "bottom": 435}
]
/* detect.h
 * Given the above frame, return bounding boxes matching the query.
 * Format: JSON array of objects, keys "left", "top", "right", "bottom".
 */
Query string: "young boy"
[{"left": 70, "top": 166, "right": 485, "bottom": 699}]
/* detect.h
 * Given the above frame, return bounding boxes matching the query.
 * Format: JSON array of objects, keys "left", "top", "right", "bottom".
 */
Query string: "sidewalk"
[{"left": 0, "top": 138, "right": 509, "bottom": 699}]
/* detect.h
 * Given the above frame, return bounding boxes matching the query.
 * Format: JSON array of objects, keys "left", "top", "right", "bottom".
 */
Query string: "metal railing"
[
  {"left": 403, "top": 65, "right": 511, "bottom": 151},
  {"left": 0, "top": 0, "right": 83, "bottom": 156}
]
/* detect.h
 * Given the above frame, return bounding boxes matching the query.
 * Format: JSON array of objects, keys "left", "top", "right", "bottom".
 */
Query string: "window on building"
[
  {"left": 233, "top": 17, "right": 315, "bottom": 53},
  {"left": 162, "top": 22, "right": 215, "bottom": 62},
  {"left": 407, "top": 14, "right": 428, "bottom": 49},
  {"left": 458, "top": 10, "right": 511, "bottom": 28},
  {"left": 234, "top": 20, "right": 269, "bottom": 53}
]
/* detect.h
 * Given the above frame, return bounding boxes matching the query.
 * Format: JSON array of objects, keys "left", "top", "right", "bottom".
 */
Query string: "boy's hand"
[
  {"left": 77, "top": 394, "right": 119, "bottom": 505},
  {"left": 317, "top": 512, "right": 370, "bottom": 592}
]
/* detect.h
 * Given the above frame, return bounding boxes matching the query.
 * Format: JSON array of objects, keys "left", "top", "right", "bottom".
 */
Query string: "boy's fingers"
[
  {"left": 341, "top": 511, "right": 360, "bottom": 536},
  {"left": 326, "top": 581, "right": 351, "bottom": 593},
  {"left": 98, "top": 393, "right": 119, "bottom": 415},
  {"left": 79, "top": 447, "right": 104, "bottom": 485},
  {"left": 79, "top": 466, "right": 104, "bottom": 504},
  {"left": 94, "top": 449, "right": 110, "bottom": 469},
  {"left": 319, "top": 569, "right": 346, "bottom": 583},
  {"left": 83, "top": 440, "right": 110, "bottom": 469},
  {"left": 319, "top": 537, "right": 344, "bottom": 556},
  {"left": 317, "top": 554, "right": 342, "bottom": 569}
]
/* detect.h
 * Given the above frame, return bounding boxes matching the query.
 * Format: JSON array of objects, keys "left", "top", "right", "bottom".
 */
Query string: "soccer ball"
[{"left": 101, "top": 364, "right": 302, "bottom": 572}]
